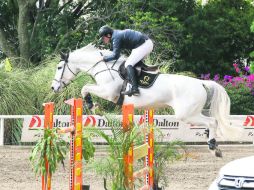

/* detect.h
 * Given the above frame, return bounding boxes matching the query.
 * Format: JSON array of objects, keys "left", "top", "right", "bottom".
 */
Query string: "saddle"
[
  {"left": 118, "top": 61, "right": 160, "bottom": 88},
  {"left": 117, "top": 61, "right": 160, "bottom": 105}
]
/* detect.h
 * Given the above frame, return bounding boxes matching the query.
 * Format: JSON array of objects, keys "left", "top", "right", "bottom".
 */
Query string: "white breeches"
[{"left": 124, "top": 39, "right": 153, "bottom": 67}]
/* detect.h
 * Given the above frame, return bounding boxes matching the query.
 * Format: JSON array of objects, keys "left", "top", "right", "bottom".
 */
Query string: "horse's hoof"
[
  {"left": 207, "top": 138, "right": 222, "bottom": 157},
  {"left": 215, "top": 148, "right": 222, "bottom": 157},
  {"left": 208, "top": 147, "right": 223, "bottom": 157}
]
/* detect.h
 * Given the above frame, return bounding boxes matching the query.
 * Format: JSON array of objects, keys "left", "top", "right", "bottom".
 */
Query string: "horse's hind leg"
[{"left": 183, "top": 114, "right": 222, "bottom": 157}]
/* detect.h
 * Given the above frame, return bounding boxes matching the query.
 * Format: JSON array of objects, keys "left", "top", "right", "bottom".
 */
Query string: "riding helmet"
[{"left": 99, "top": 25, "right": 113, "bottom": 37}]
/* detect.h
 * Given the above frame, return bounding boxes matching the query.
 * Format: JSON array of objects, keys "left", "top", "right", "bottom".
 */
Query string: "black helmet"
[{"left": 99, "top": 25, "right": 113, "bottom": 37}]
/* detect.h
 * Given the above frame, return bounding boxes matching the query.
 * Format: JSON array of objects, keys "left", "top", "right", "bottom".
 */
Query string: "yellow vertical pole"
[
  {"left": 144, "top": 109, "right": 154, "bottom": 188},
  {"left": 42, "top": 102, "right": 54, "bottom": 190},
  {"left": 122, "top": 104, "right": 134, "bottom": 190},
  {"left": 74, "top": 98, "right": 83, "bottom": 190},
  {"left": 65, "top": 98, "right": 83, "bottom": 190}
]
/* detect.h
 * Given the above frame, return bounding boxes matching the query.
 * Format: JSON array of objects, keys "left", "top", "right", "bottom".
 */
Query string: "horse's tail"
[{"left": 204, "top": 80, "right": 243, "bottom": 140}]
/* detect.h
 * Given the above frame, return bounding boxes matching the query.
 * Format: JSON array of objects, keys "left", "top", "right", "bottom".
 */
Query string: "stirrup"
[{"left": 121, "top": 88, "right": 140, "bottom": 97}]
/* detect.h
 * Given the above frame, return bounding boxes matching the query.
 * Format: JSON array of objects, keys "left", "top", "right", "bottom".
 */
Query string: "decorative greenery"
[
  {"left": 82, "top": 133, "right": 95, "bottom": 161},
  {"left": 30, "top": 127, "right": 95, "bottom": 177},
  {"left": 30, "top": 128, "right": 68, "bottom": 176},
  {"left": 153, "top": 132, "right": 186, "bottom": 189},
  {"left": 87, "top": 117, "right": 141, "bottom": 190}
]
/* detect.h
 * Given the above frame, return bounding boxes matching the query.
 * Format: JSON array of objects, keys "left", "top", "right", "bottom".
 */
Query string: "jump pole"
[
  {"left": 42, "top": 102, "right": 54, "bottom": 190},
  {"left": 42, "top": 98, "right": 83, "bottom": 190},
  {"left": 144, "top": 109, "right": 154, "bottom": 189},
  {"left": 122, "top": 104, "right": 154, "bottom": 190},
  {"left": 122, "top": 104, "right": 134, "bottom": 189},
  {"left": 64, "top": 98, "right": 83, "bottom": 190}
]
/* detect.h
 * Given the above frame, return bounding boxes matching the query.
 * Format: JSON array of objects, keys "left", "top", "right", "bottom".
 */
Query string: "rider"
[{"left": 99, "top": 25, "right": 154, "bottom": 96}]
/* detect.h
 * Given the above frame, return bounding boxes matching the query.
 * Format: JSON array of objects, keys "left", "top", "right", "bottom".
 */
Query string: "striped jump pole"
[
  {"left": 42, "top": 102, "right": 54, "bottom": 190},
  {"left": 41, "top": 98, "right": 83, "bottom": 190},
  {"left": 122, "top": 104, "right": 154, "bottom": 190},
  {"left": 65, "top": 98, "right": 83, "bottom": 190},
  {"left": 144, "top": 109, "right": 154, "bottom": 189},
  {"left": 122, "top": 104, "right": 134, "bottom": 190}
]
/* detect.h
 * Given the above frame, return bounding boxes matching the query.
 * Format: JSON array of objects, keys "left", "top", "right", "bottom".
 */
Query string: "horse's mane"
[
  {"left": 69, "top": 43, "right": 125, "bottom": 63},
  {"left": 76, "top": 43, "right": 99, "bottom": 52}
]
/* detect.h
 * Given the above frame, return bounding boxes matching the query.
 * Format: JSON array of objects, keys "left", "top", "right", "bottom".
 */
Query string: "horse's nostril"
[{"left": 51, "top": 86, "right": 54, "bottom": 91}]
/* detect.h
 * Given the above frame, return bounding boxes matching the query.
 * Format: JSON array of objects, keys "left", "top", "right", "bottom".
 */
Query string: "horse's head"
[{"left": 51, "top": 52, "right": 79, "bottom": 92}]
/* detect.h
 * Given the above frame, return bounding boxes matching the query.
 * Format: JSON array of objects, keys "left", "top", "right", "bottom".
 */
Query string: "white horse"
[{"left": 51, "top": 44, "right": 242, "bottom": 157}]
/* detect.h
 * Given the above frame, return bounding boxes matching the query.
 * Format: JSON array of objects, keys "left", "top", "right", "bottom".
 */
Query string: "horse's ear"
[{"left": 60, "top": 52, "right": 68, "bottom": 61}]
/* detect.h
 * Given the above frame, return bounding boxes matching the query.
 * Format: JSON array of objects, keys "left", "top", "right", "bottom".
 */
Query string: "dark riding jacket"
[{"left": 103, "top": 29, "right": 149, "bottom": 62}]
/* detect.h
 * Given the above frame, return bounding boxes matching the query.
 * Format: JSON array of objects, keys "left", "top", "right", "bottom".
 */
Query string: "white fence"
[{"left": 0, "top": 114, "right": 254, "bottom": 146}]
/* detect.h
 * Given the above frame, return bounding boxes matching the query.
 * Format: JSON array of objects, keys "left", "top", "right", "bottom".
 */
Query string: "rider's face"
[{"left": 102, "top": 35, "right": 111, "bottom": 44}]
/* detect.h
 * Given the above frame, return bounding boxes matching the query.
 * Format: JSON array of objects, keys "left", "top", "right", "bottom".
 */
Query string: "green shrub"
[
  {"left": 225, "top": 84, "right": 254, "bottom": 115},
  {"left": 0, "top": 69, "right": 37, "bottom": 114}
]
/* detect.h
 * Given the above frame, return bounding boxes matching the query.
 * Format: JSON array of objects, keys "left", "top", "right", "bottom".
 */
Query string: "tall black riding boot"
[{"left": 121, "top": 65, "right": 140, "bottom": 96}]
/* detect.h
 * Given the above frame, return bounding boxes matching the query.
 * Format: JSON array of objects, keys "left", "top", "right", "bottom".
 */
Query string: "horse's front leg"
[
  {"left": 83, "top": 92, "right": 93, "bottom": 109},
  {"left": 81, "top": 83, "right": 120, "bottom": 104}
]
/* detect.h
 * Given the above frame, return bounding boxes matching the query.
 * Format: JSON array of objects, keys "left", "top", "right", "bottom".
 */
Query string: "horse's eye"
[{"left": 57, "top": 66, "right": 62, "bottom": 70}]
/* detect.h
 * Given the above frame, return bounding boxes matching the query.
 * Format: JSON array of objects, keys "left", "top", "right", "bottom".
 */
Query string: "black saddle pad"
[{"left": 118, "top": 62, "right": 159, "bottom": 88}]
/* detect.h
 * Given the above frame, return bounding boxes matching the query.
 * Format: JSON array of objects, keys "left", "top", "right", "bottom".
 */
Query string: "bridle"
[
  {"left": 53, "top": 59, "right": 77, "bottom": 88},
  {"left": 54, "top": 51, "right": 121, "bottom": 88}
]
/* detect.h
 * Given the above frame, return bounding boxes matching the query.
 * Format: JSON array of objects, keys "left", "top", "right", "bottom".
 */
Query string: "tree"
[
  {"left": 177, "top": 0, "right": 254, "bottom": 75},
  {"left": 0, "top": 0, "right": 107, "bottom": 65},
  {"left": 105, "top": 0, "right": 196, "bottom": 62}
]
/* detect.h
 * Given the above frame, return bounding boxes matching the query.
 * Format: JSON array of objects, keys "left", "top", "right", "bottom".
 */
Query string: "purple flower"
[
  {"left": 213, "top": 74, "right": 220, "bottom": 81},
  {"left": 201, "top": 73, "right": 210, "bottom": 80},
  {"left": 224, "top": 75, "right": 233, "bottom": 81},
  {"left": 244, "top": 66, "right": 250, "bottom": 72}
]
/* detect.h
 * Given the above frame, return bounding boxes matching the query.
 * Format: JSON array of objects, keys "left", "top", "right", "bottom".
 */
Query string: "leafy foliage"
[
  {"left": 30, "top": 127, "right": 95, "bottom": 176},
  {"left": 108, "top": 0, "right": 196, "bottom": 63},
  {"left": 30, "top": 128, "right": 68, "bottom": 176},
  {"left": 177, "top": 0, "right": 254, "bottom": 75},
  {"left": 153, "top": 140, "right": 186, "bottom": 189},
  {"left": 226, "top": 84, "right": 254, "bottom": 114},
  {"left": 87, "top": 117, "right": 141, "bottom": 190},
  {"left": 0, "top": 69, "right": 37, "bottom": 114},
  {"left": 82, "top": 133, "right": 95, "bottom": 161}
]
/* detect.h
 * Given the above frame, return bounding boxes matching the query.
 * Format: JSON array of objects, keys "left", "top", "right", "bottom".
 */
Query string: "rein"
[
  {"left": 93, "top": 59, "right": 119, "bottom": 79},
  {"left": 87, "top": 52, "right": 119, "bottom": 80}
]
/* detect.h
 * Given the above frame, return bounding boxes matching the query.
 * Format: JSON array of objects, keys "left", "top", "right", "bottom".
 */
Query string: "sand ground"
[{"left": 0, "top": 145, "right": 253, "bottom": 190}]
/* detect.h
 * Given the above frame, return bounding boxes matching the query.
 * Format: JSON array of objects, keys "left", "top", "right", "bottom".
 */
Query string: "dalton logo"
[
  {"left": 84, "top": 116, "right": 96, "bottom": 127},
  {"left": 29, "top": 115, "right": 42, "bottom": 128},
  {"left": 243, "top": 116, "right": 254, "bottom": 126}
]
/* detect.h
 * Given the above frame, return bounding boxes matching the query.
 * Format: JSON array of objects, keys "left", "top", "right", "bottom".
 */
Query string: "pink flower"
[{"left": 233, "top": 63, "right": 238, "bottom": 68}]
